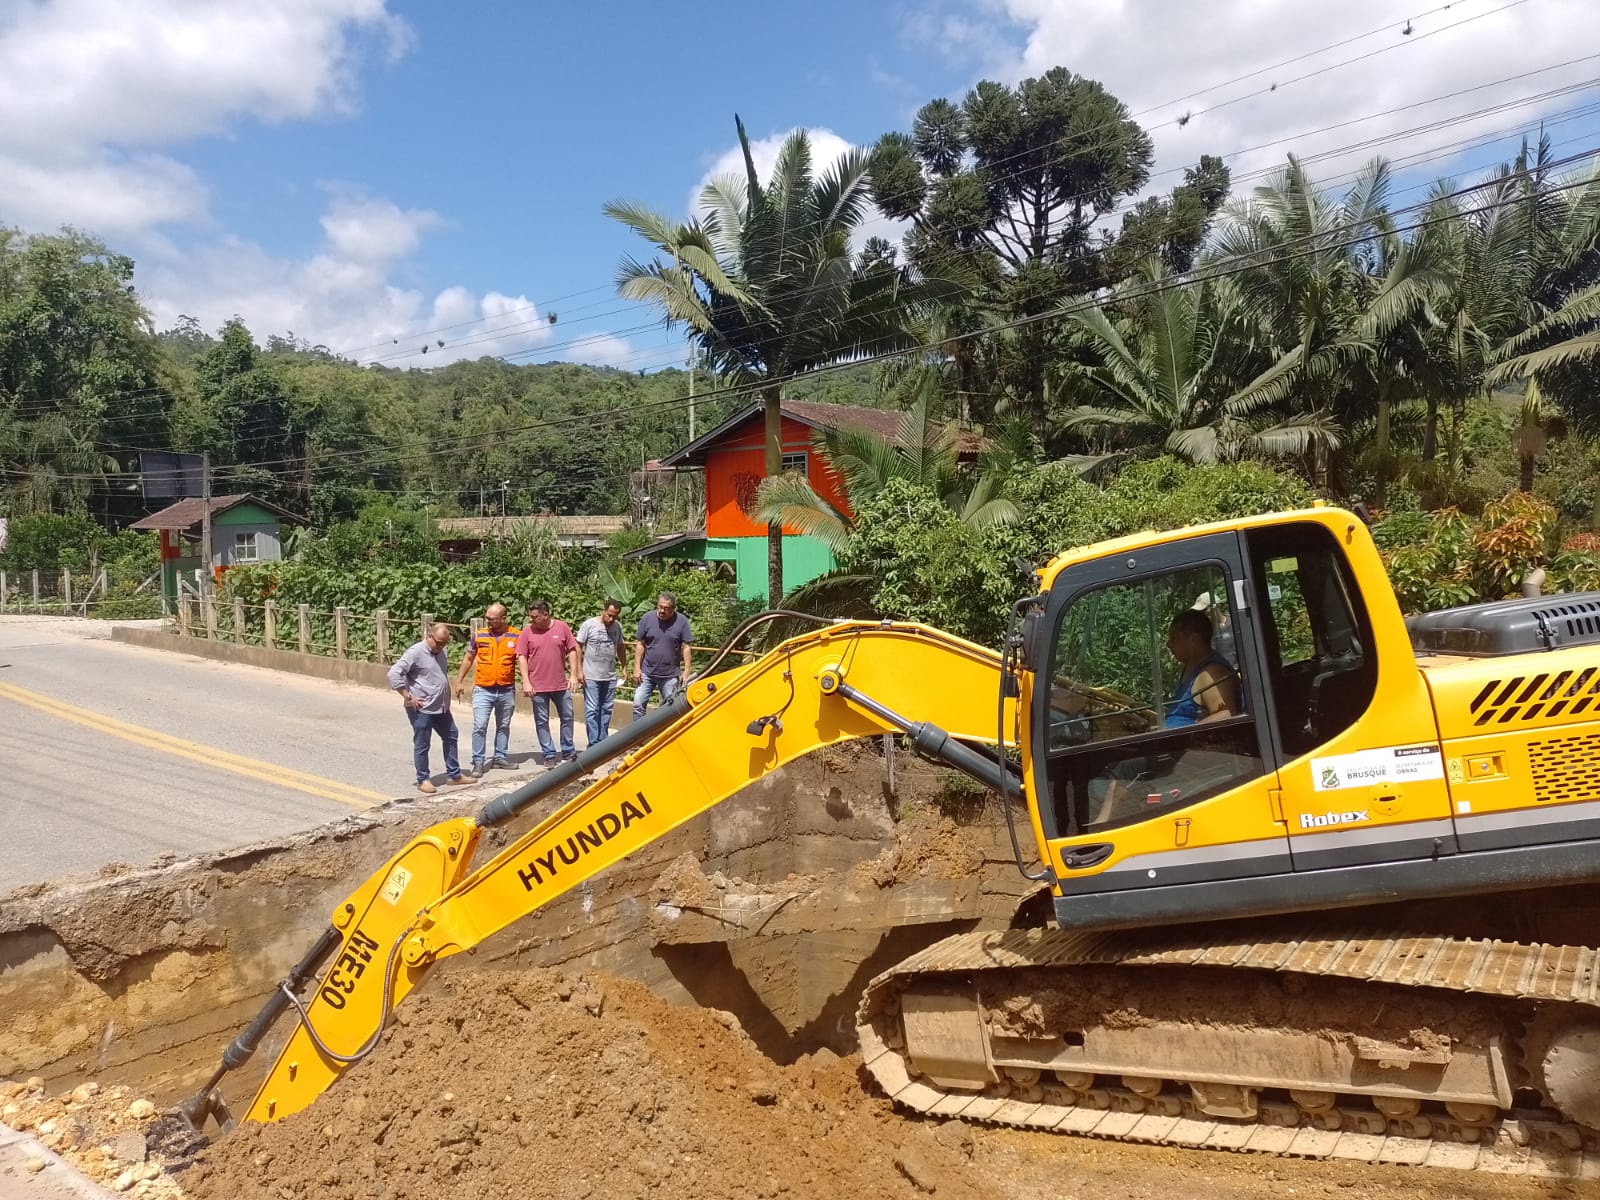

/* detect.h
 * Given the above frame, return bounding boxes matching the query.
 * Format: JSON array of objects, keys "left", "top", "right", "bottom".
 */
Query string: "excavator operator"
[{"left": 1163, "top": 609, "right": 1239, "bottom": 727}]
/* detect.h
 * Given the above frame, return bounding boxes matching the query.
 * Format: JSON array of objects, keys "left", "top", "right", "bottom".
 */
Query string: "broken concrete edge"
[
  {"left": 0, "top": 1123, "right": 118, "bottom": 1200},
  {"left": 0, "top": 778, "right": 531, "bottom": 978}
]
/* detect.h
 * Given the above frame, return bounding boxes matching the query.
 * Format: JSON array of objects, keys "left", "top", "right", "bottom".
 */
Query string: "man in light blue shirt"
[{"left": 388, "top": 622, "right": 471, "bottom": 794}]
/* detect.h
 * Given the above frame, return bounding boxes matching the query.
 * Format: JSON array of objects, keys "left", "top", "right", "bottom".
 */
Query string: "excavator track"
[{"left": 856, "top": 926, "right": 1600, "bottom": 1177}]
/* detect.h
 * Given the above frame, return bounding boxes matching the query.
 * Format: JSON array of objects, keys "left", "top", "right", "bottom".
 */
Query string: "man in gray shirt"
[
  {"left": 574, "top": 599, "right": 624, "bottom": 746},
  {"left": 387, "top": 622, "right": 470, "bottom": 794},
  {"left": 631, "top": 592, "right": 692, "bottom": 720}
]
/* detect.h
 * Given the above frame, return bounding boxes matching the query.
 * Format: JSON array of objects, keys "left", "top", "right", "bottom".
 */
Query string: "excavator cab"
[{"left": 1021, "top": 507, "right": 1452, "bottom": 931}]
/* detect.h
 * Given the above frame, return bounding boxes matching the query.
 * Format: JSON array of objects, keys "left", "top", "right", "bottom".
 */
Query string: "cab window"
[
  {"left": 1044, "top": 563, "right": 1266, "bottom": 835},
  {"left": 1244, "top": 523, "right": 1376, "bottom": 760}
]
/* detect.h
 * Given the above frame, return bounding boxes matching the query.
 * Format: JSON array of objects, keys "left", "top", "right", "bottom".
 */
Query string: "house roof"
[
  {"left": 434, "top": 514, "right": 630, "bottom": 539},
  {"left": 659, "top": 400, "right": 982, "bottom": 468},
  {"left": 129, "top": 494, "right": 305, "bottom": 532}
]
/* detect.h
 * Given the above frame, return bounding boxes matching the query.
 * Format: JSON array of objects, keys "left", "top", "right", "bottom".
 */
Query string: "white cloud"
[
  {"left": 925, "top": 0, "right": 1599, "bottom": 205},
  {"left": 0, "top": 0, "right": 408, "bottom": 151},
  {"left": 689, "top": 126, "right": 908, "bottom": 251},
  {"left": 0, "top": 0, "right": 619, "bottom": 369}
]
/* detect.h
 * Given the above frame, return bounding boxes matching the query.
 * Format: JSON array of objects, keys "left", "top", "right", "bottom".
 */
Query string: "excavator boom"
[{"left": 203, "top": 620, "right": 1018, "bottom": 1125}]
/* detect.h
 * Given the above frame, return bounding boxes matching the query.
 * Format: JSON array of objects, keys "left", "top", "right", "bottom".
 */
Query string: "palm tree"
[
  {"left": 1054, "top": 260, "right": 1339, "bottom": 464},
  {"left": 606, "top": 118, "right": 940, "bottom": 605},
  {"left": 748, "top": 376, "right": 1016, "bottom": 553}
]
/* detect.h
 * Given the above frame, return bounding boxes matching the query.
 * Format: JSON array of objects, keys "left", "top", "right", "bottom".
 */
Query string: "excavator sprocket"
[{"left": 857, "top": 926, "right": 1600, "bottom": 1177}]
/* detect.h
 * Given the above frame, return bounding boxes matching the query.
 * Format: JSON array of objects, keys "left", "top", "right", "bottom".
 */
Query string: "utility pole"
[
  {"left": 199, "top": 452, "right": 213, "bottom": 599},
  {"left": 687, "top": 350, "right": 696, "bottom": 442}
]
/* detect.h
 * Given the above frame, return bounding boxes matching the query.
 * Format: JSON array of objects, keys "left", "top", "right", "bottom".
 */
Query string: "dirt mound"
[{"left": 182, "top": 966, "right": 978, "bottom": 1200}]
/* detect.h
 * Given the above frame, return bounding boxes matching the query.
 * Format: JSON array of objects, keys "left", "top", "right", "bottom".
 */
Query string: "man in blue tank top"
[{"left": 1163, "top": 609, "right": 1239, "bottom": 727}]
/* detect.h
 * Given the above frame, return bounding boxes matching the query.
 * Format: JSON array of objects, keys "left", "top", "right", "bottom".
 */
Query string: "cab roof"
[{"left": 1035, "top": 504, "right": 1359, "bottom": 592}]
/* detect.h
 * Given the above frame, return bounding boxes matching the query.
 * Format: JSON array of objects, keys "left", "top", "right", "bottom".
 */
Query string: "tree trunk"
[
  {"left": 1421, "top": 395, "right": 1439, "bottom": 462},
  {"left": 1373, "top": 382, "right": 1391, "bottom": 509},
  {"left": 764, "top": 385, "right": 784, "bottom": 607}
]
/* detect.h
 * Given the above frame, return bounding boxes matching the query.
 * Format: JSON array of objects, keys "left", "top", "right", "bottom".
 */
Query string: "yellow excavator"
[{"left": 182, "top": 505, "right": 1600, "bottom": 1173}]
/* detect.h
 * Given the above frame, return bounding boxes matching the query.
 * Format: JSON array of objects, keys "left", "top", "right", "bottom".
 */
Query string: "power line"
[{"left": 38, "top": 147, "right": 1594, "bottom": 489}]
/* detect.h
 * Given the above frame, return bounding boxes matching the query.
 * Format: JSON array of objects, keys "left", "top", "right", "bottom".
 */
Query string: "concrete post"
[
  {"left": 470, "top": 617, "right": 485, "bottom": 637},
  {"left": 63, "top": 569, "right": 72, "bottom": 609},
  {"left": 298, "top": 604, "right": 311, "bottom": 655},
  {"left": 203, "top": 596, "right": 219, "bottom": 640},
  {"left": 0, "top": 570, "right": 7, "bottom": 612},
  {"left": 32, "top": 569, "right": 39, "bottom": 607},
  {"left": 232, "top": 596, "right": 246, "bottom": 644},
  {"left": 335, "top": 607, "right": 349, "bottom": 658},
  {"left": 177, "top": 595, "right": 190, "bottom": 636},
  {"left": 263, "top": 599, "right": 277, "bottom": 650},
  {"left": 421, "top": 612, "right": 434, "bottom": 640},
  {"left": 375, "top": 609, "right": 390, "bottom": 663}
]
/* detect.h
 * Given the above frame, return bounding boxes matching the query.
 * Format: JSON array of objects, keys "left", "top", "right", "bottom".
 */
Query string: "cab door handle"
[{"left": 1061, "top": 843, "right": 1113, "bottom": 871}]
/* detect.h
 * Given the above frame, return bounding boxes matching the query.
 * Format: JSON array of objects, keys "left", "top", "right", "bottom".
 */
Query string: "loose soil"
[
  {"left": 6, "top": 968, "right": 1593, "bottom": 1200},
  {"left": 6, "top": 746, "right": 1599, "bottom": 1198}
]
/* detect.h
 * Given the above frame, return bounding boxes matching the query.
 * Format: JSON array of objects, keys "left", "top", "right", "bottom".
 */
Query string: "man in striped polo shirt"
[{"left": 453, "top": 602, "right": 520, "bottom": 777}]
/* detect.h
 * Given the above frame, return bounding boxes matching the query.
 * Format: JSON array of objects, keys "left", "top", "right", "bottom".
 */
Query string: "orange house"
[{"left": 639, "top": 400, "right": 971, "bottom": 601}]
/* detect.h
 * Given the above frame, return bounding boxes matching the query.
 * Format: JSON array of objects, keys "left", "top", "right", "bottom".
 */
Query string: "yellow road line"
[{"left": 0, "top": 679, "right": 388, "bottom": 809}]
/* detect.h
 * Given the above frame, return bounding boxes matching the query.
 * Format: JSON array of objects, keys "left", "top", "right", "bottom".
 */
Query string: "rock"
[
  {"left": 125, "top": 1098, "right": 156, "bottom": 1120},
  {"left": 894, "top": 1148, "right": 940, "bottom": 1194},
  {"left": 37, "top": 1118, "right": 57, "bottom": 1136},
  {"left": 70, "top": 1082, "right": 100, "bottom": 1104},
  {"left": 26, "top": 1076, "right": 44, "bottom": 1091},
  {"left": 111, "top": 1167, "right": 139, "bottom": 1192},
  {"left": 24, "top": 1158, "right": 46, "bottom": 1175},
  {"left": 747, "top": 1083, "right": 778, "bottom": 1106},
  {"left": 109, "top": 1129, "right": 147, "bottom": 1164}
]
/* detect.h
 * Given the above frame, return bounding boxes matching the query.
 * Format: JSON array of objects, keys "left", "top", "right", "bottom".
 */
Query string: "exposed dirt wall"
[{"left": 0, "top": 746, "right": 1034, "bottom": 1104}]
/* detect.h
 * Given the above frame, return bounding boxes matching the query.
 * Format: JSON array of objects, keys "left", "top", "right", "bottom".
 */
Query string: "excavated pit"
[
  {"left": 3, "top": 746, "right": 1574, "bottom": 1199},
  {"left": 0, "top": 747, "right": 1036, "bottom": 1107}
]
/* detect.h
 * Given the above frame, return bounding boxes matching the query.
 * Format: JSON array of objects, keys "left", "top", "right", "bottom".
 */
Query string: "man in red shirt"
[{"left": 516, "top": 598, "right": 580, "bottom": 767}]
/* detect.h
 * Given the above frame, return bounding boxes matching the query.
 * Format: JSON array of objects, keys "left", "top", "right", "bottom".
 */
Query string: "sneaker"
[
  {"left": 491, "top": 758, "right": 514, "bottom": 771},
  {"left": 540, "top": 756, "right": 557, "bottom": 769},
  {"left": 471, "top": 763, "right": 487, "bottom": 779},
  {"left": 561, "top": 752, "right": 579, "bottom": 763},
  {"left": 416, "top": 780, "right": 437, "bottom": 795},
  {"left": 445, "top": 775, "right": 472, "bottom": 787}
]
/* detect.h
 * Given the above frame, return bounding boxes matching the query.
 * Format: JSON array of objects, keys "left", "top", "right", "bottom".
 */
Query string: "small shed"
[{"left": 131, "top": 494, "right": 305, "bottom": 607}]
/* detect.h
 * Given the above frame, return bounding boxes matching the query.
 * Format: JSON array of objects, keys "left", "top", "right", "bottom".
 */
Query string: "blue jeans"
[
  {"left": 531, "top": 689, "right": 575, "bottom": 761},
  {"left": 470, "top": 685, "right": 516, "bottom": 768},
  {"left": 407, "top": 708, "right": 460, "bottom": 783},
  {"left": 633, "top": 673, "right": 680, "bottom": 719},
  {"left": 584, "top": 679, "right": 617, "bottom": 746}
]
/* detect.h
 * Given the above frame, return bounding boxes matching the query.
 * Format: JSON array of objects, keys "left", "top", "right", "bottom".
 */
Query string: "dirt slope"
[{"left": 182, "top": 966, "right": 980, "bottom": 1200}]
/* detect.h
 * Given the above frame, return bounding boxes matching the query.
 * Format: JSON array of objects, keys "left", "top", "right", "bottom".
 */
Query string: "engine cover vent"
[
  {"left": 1407, "top": 593, "right": 1600, "bottom": 657},
  {"left": 1466, "top": 665, "right": 1600, "bottom": 727},
  {"left": 1528, "top": 732, "right": 1600, "bottom": 805}
]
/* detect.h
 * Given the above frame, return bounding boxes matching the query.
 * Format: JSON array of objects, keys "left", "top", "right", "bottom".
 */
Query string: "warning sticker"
[
  {"left": 1311, "top": 743, "right": 1443, "bottom": 792},
  {"left": 381, "top": 865, "right": 412, "bottom": 906}
]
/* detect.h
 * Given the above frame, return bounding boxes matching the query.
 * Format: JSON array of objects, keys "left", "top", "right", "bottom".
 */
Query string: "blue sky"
[{"left": 2, "top": 0, "right": 1596, "bottom": 373}]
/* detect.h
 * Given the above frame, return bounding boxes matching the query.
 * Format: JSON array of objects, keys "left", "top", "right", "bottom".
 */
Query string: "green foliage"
[
  {"left": 0, "top": 510, "right": 105, "bottom": 569},
  {"left": 296, "top": 495, "right": 442, "bottom": 568},
  {"left": 1375, "top": 492, "right": 1567, "bottom": 612},
  {"left": 835, "top": 459, "right": 1314, "bottom": 646}
]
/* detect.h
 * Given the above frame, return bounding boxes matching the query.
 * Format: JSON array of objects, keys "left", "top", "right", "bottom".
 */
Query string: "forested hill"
[{"left": 0, "top": 230, "right": 880, "bottom": 530}]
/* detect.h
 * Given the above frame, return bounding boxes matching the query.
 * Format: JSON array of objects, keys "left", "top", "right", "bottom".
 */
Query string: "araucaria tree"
[
  {"left": 868, "top": 67, "right": 1229, "bottom": 441},
  {"left": 607, "top": 118, "right": 932, "bottom": 605}
]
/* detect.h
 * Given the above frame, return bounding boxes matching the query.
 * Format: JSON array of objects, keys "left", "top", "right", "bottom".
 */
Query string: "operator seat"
[{"left": 1307, "top": 657, "right": 1375, "bottom": 743}]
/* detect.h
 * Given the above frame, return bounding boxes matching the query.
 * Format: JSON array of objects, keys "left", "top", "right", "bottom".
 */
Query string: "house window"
[
  {"left": 233, "top": 531, "right": 260, "bottom": 563},
  {"left": 780, "top": 452, "right": 807, "bottom": 474}
]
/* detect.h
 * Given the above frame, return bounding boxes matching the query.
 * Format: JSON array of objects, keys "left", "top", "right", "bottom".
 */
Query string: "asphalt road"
[{"left": 0, "top": 617, "right": 560, "bottom": 893}]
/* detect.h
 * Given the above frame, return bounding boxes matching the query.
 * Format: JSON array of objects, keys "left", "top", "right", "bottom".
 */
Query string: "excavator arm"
[{"left": 184, "top": 620, "right": 1023, "bottom": 1127}]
